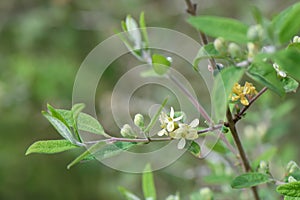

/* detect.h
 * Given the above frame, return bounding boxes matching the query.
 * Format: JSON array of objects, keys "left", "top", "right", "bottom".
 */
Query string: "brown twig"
[
  {"left": 185, "top": 0, "right": 217, "bottom": 70},
  {"left": 233, "top": 87, "right": 268, "bottom": 123}
]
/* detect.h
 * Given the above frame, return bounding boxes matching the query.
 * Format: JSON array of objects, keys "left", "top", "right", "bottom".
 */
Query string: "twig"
[
  {"left": 226, "top": 107, "right": 260, "bottom": 200},
  {"left": 185, "top": 0, "right": 217, "bottom": 70},
  {"left": 197, "top": 123, "right": 223, "bottom": 134},
  {"left": 233, "top": 87, "right": 268, "bottom": 123}
]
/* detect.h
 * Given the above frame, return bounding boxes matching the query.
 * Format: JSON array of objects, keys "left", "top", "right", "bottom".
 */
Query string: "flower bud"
[
  {"left": 228, "top": 42, "right": 242, "bottom": 58},
  {"left": 199, "top": 187, "right": 213, "bottom": 200},
  {"left": 293, "top": 35, "right": 300, "bottom": 43},
  {"left": 247, "top": 42, "right": 258, "bottom": 59},
  {"left": 120, "top": 124, "right": 137, "bottom": 138},
  {"left": 286, "top": 161, "right": 299, "bottom": 174},
  {"left": 247, "top": 25, "right": 264, "bottom": 41},
  {"left": 258, "top": 161, "right": 269, "bottom": 173},
  {"left": 214, "top": 37, "right": 226, "bottom": 53},
  {"left": 288, "top": 176, "right": 297, "bottom": 183},
  {"left": 134, "top": 113, "right": 144, "bottom": 128}
]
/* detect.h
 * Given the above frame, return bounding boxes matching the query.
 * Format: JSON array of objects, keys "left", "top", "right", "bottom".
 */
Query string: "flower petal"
[
  {"left": 177, "top": 138, "right": 186, "bottom": 149},
  {"left": 167, "top": 122, "right": 174, "bottom": 132},
  {"left": 157, "top": 129, "right": 167, "bottom": 136},
  {"left": 189, "top": 119, "right": 199, "bottom": 128},
  {"left": 173, "top": 115, "right": 183, "bottom": 122},
  {"left": 170, "top": 107, "right": 174, "bottom": 118},
  {"left": 186, "top": 130, "right": 198, "bottom": 140}
]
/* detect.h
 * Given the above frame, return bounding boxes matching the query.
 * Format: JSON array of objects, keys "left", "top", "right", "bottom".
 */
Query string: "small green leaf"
[
  {"left": 84, "top": 141, "right": 137, "bottom": 161},
  {"left": 43, "top": 111, "right": 79, "bottom": 145},
  {"left": 67, "top": 141, "right": 137, "bottom": 169},
  {"left": 271, "top": 2, "right": 300, "bottom": 44},
  {"left": 139, "top": 12, "right": 149, "bottom": 48},
  {"left": 231, "top": 172, "right": 271, "bottom": 189},
  {"left": 71, "top": 103, "right": 85, "bottom": 122},
  {"left": 247, "top": 56, "right": 285, "bottom": 96},
  {"left": 126, "top": 15, "right": 142, "bottom": 49},
  {"left": 144, "top": 97, "right": 168, "bottom": 133},
  {"left": 277, "top": 182, "right": 300, "bottom": 197},
  {"left": 193, "top": 43, "right": 222, "bottom": 70},
  {"left": 26, "top": 140, "right": 78, "bottom": 155},
  {"left": 118, "top": 187, "right": 141, "bottom": 200},
  {"left": 188, "top": 16, "right": 248, "bottom": 43},
  {"left": 186, "top": 141, "right": 201, "bottom": 157},
  {"left": 143, "top": 164, "right": 156, "bottom": 200},
  {"left": 212, "top": 66, "right": 245, "bottom": 121},
  {"left": 282, "top": 77, "right": 299, "bottom": 93},
  {"left": 47, "top": 104, "right": 70, "bottom": 128},
  {"left": 152, "top": 54, "right": 171, "bottom": 75},
  {"left": 67, "top": 141, "right": 106, "bottom": 169}
]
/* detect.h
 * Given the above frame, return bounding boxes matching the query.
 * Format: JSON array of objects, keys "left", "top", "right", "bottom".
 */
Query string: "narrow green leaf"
[
  {"left": 26, "top": 140, "right": 79, "bottom": 155},
  {"left": 144, "top": 97, "right": 168, "bottom": 133},
  {"left": 139, "top": 12, "right": 149, "bottom": 48},
  {"left": 43, "top": 111, "right": 79, "bottom": 145},
  {"left": 71, "top": 103, "right": 85, "bottom": 122},
  {"left": 186, "top": 141, "right": 201, "bottom": 157},
  {"left": 47, "top": 104, "right": 70, "bottom": 128},
  {"left": 67, "top": 141, "right": 106, "bottom": 169},
  {"left": 152, "top": 54, "right": 171, "bottom": 75},
  {"left": 193, "top": 43, "right": 223, "bottom": 70},
  {"left": 118, "top": 187, "right": 141, "bottom": 200},
  {"left": 247, "top": 55, "right": 285, "bottom": 96},
  {"left": 67, "top": 141, "right": 137, "bottom": 169},
  {"left": 271, "top": 2, "right": 300, "bottom": 44},
  {"left": 83, "top": 141, "right": 137, "bottom": 161},
  {"left": 231, "top": 172, "right": 271, "bottom": 189},
  {"left": 143, "top": 164, "right": 156, "bottom": 200},
  {"left": 126, "top": 15, "right": 142, "bottom": 49},
  {"left": 212, "top": 66, "right": 245, "bottom": 121},
  {"left": 188, "top": 16, "right": 248, "bottom": 43},
  {"left": 282, "top": 77, "right": 299, "bottom": 93},
  {"left": 277, "top": 182, "right": 300, "bottom": 197}
]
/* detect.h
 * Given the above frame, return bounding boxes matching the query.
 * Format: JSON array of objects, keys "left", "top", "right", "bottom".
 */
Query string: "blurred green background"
[{"left": 1, "top": 0, "right": 300, "bottom": 199}]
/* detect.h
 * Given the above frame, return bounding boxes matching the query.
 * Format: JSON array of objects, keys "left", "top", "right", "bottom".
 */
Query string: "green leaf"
[
  {"left": 67, "top": 141, "right": 106, "bottom": 169},
  {"left": 144, "top": 97, "right": 168, "bottom": 133},
  {"left": 43, "top": 111, "right": 79, "bottom": 145},
  {"left": 67, "top": 141, "right": 137, "bottom": 169},
  {"left": 77, "top": 113, "right": 110, "bottom": 137},
  {"left": 277, "top": 182, "right": 300, "bottom": 197},
  {"left": 212, "top": 66, "right": 245, "bottom": 120},
  {"left": 125, "top": 15, "right": 142, "bottom": 49},
  {"left": 26, "top": 140, "right": 79, "bottom": 155},
  {"left": 285, "top": 196, "right": 300, "bottom": 200},
  {"left": 252, "top": 147, "right": 277, "bottom": 168},
  {"left": 118, "top": 187, "right": 141, "bottom": 200},
  {"left": 151, "top": 54, "right": 171, "bottom": 75},
  {"left": 186, "top": 141, "right": 201, "bottom": 157},
  {"left": 273, "top": 49, "right": 300, "bottom": 81},
  {"left": 139, "top": 12, "right": 149, "bottom": 48},
  {"left": 287, "top": 43, "right": 300, "bottom": 53},
  {"left": 83, "top": 141, "right": 137, "bottom": 161},
  {"left": 71, "top": 103, "right": 85, "bottom": 123},
  {"left": 247, "top": 56, "right": 285, "bottom": 96},
  {"left": 143, "top": 164, "right": 156, "bottom": 200},
  {"left": 271, "top": 2, "right": 300, "bottom": 44},
  {"left": 188, "top": 16, "right": 248, "bottom": 43},
  {"left": 231, "top": 172, "right": 271, "bottom": 189},
  {"left": 282, "top": 77, "right": 299, "bottom": 93},
  {"left": 47, "top": 104, "right": 70, "bottom": 128},
  {"left": 193, "top": 43, "right": 222, "bottom": 70}
]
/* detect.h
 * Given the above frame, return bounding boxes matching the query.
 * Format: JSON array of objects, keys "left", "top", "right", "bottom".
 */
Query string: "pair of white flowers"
[{"left": 157, "top": 107, "right": 199, "bottom": 149}]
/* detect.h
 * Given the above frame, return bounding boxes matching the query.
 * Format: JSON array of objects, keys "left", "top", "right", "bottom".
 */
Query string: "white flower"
[
  {"left": 273, "top": 63, "right": 287, "bottom": 78},
  {"left": 157, "top": 107, "right": 183, "bottom": 136},
  {"left": 170, "top": 118, "right": 199, "bottom": 149}
]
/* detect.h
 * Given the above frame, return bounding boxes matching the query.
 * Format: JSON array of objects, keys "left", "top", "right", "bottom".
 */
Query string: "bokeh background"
[{"left": 1, "top": 0, "right": 300, "bottom": 199}]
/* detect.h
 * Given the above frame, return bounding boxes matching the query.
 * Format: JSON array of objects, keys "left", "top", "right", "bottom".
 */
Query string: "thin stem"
[
  {"left": 226, "top": 107, "right": 260, "bottom": 200},
  {"left": 185, "top": 0, "right": 217, "bottom": 70},
  {"left": 233, "top": 87, "right": 268, "bottom": 123},
  {"left": 197, "top": 123, "right": 223, "bottom": 134}
]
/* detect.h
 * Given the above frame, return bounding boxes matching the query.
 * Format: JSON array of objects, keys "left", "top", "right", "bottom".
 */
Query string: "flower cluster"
[
  {"left": 231, "top": 82, "right": 258, "bottom": 106},
  {"left": 157, "top": 107, "right": 199, "bottom": 149}
]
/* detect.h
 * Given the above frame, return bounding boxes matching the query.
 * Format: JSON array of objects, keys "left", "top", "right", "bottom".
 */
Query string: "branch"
[
  {"left": 233, "top": 87, "right": 268, "bottom": 123},
  {"left": 184, "top": 0, "right": 217, "bottom": 70}
]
